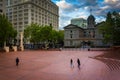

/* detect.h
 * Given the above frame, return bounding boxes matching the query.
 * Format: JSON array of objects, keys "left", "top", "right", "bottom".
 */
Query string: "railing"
[{"left": 62, "top": 48, "right": 110, "bottom": 51}]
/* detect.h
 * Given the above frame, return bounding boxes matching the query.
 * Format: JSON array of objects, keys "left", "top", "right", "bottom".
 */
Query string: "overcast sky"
[{"left": 51, "top": 0, "right": 120, "bottom": 29}]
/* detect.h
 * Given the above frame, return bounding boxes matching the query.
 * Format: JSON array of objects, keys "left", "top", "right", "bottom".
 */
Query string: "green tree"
[
  {"left": 49, "top": 30, "right": 59, "bottom": 45},
  {"left": 0, "top": 14, "right": 17, "bottom": 48},
  {"left": 24, "top": 23, "right": 41, "bottom": 43},
  {"left": 24, "top": 23, "right": 64, "bottom": 48},
  {"left": 40, "top": 25, "right": 52, "bottom": 42},
  {"left": 24, "top": 24, "right": 52, "bottom": 44},
  {"left": 98, "top": 11, "right": 120, "bottom": 45},
  {"left": 57, "top": 30, "right": 64, "bottom": 45}
]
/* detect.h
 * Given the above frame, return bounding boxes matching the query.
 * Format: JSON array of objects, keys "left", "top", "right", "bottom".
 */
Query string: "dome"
[
  {"left": 87, "top": 14, "right": 95, "bottom": 21},
  {"left": 87, "top": 14, "right": 95, "bottom": 28}
]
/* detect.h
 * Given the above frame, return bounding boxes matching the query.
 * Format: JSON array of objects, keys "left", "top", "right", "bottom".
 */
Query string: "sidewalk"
[{"left": 0, "top": 50, "right": 120, "bottom": 80}]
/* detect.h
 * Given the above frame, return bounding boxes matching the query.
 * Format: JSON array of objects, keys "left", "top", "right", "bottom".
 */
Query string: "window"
[
  {"left": 84, "top": 31, "right": 86, "bottom": 37},
  {"left": 14, "top": 23, "right": 17, "bottom": 25},
  {"left": 0, "top": 9, "right": 2, "bottom": 12},
  {"left": 24, "top": 4, "right": 28, "bottom": 8},
  {"left": 0, "top": 4, "right": 2, "bottom": 7},
  {"left": 24, "top": 13, "right": 28, "bottom": 16},
  {"left": 24, "top": 21, "right": 28, "bottom": 24},
  {"left": 24, "top": 17, "right": 28, "bottom": 20},
  {"left": 93, "top": 31, "right": 95, "bottom": 38},
  {"left": 18, "top": 14, "right": 21, "bottom": 17},
  {"left": 19, "top": 22, "right": 22, "bottom": 25},
  {"left": 70, "top": 34, "right": 72, "bottom": 38},
  {"left": 70, "top": 41, "right": 73, "bottom": 46},
  {"left": 24, "top": 9, "right": 28, "bottom": 12}
]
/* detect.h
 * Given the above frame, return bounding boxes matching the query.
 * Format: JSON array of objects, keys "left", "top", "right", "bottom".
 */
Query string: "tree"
[
  {"left": 40, "top": 25, "right": 52, "bottom": 42},
  {"left": 24, "top": 23, "right": 64, "bottom": 49},
  {"left": 24, "top": 23, "right": 41, "bottom": 43},
  {"left": 0, "top": 14, "right": 17, "bottom": 48},
  {"left": 57, "top": 30, "right": 64, "bottom": 46},
  {"left": 98, "top": 11, "right": 120, "bottom": 45},
  {"left": 24, "top": 24, "right": 52, "bottom": 44}
]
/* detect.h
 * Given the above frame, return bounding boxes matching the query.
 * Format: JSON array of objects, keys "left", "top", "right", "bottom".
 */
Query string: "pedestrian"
[
  {"left": 77, "top": 58, "right": 80, "bottom": 69},
  {"left": 16, "top": 57, "right": 19, "bottom": 66},
  {"left": 70, "top": 59, "right": 74, "bottom": 68},
  {"left": 88, "top": 48, "right": 90, "bottom": 51},
  {"left": 88, "top": 45, "right": 90, "bottom": 51}
]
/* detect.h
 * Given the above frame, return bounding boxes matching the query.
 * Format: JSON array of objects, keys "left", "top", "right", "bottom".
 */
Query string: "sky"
[{"left": 51, "top": 0, "right": 120, "bottom": 30}]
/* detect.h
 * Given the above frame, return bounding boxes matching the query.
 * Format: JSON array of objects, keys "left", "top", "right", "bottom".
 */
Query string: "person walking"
[
  {"left": 16, "top": 57, "right": 19, "bottom": 66},
  {"left": 77, "top": 58, "right": 80, "bottom": 69},
  {"left": 70, "top": 59, "right": 74, "bottom": 68}
]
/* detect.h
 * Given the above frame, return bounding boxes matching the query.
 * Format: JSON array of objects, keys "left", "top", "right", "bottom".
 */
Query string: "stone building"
[
  {"left": 64, "top": 24, "right": 84, "bottom": 47},
  {"left": 64, "top": 14, "right": 107, "bottom": 47}
]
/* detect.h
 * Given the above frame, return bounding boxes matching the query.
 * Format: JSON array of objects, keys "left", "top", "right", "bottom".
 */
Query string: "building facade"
[
  {"left": 64, "top": 24, "right": 84, "bottom": 47},
  {"left": 6, "top": 0, "right": 59, "bottom": 38},
  {"left": 64, "top": 14, "right": 108, "bottom": 47},
  {"left": 0, "top": 0, "right": 6, "bottom": 14}
]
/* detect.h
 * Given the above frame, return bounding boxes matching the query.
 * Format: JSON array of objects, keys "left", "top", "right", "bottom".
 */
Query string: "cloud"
[
  {"left": 96, "top": 16, "right": 106, "bottom": 23},
  {"left": 52, "top": 0, "right": 120, "bottom": 29},
  {"left": 80, "top": 0, "right": 98, "bottom": 6},
  {"left": 56, "top": 0, "right": 72, "bottom": 9},
  {"left": 104, "top": 0, "right": 119, "bottom": 3},
  {"left": 103, "top": 0, "right": 120, "bottom": 11},
  {"left": 93, "top": 0, "right": 120, "bottom": 17},
  {"left": 56, "top": 0, "right": 90, "bottom": 29},
  {"left": 56, "top": 0, "right": 75, "bottom": 12}
]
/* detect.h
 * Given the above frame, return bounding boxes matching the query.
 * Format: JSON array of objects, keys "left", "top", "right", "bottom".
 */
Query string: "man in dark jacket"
[
  {"left": 77, "top": 58, "right": 80, "bottom": 69},
  {"left": 16, "top": 57, "right": 19, "bottom": 66}
]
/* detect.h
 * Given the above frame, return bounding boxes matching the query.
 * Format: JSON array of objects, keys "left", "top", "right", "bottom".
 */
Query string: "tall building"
[
  {"left": 71, "top": 18, "right": 87, "bottom": 29},
  {"left": 6, "top": 0, "right": 59, "bottom": 37},
  {"left": 0, "top": 0, "right": 6, "bottom": 14}
]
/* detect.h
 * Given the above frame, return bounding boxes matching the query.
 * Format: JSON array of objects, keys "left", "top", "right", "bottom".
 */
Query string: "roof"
[
  {"left": 87, "top": 14, "right": 95, "bottom": 20},
  {"left": 64, "top": 24, "right": 84, "bottom": 30}
]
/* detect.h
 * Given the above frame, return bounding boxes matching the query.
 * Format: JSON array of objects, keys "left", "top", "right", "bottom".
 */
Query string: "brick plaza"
[{"left": 0, "top": 50, "right": 120, "bottom": 80}]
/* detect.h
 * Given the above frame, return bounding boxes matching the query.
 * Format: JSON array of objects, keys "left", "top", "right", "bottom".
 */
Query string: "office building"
[
  {"left": 6, "top": 0, "right": 59, "bottom": 37},
  {"left": 0, "top": 0, "right": 6, "bottom": 14}
]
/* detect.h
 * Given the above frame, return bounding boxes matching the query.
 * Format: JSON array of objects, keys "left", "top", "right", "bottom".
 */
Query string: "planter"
[
  {"left": 4, "top": 46, "right": 9, "bottom": 52},
  {"left": 12, "top": 46, "right": 17, "bottom": 52}
]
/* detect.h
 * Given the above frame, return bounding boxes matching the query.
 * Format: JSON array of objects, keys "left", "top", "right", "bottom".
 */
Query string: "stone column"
[
  {"left": 20, "top": 32, "right": 24, "bottom": 51},
  {"left": 4, "top": 41, "right": 9, "bottom": 52}
]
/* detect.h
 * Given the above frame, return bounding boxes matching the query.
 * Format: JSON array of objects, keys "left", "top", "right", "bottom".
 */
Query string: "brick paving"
[{"left": 0, "top": 50, "right": 120, "bottom": 80}]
